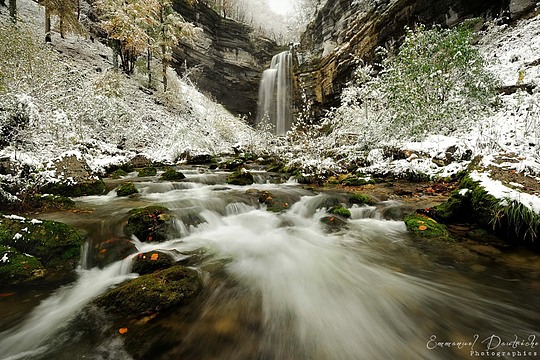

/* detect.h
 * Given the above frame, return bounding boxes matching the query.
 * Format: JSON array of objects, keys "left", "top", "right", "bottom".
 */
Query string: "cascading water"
[
  {"left": 0, "top": 169, "right": 538, "bottom": 360},
  {"left": 256, "top": 51, "right": 294, "bottom": 135}
]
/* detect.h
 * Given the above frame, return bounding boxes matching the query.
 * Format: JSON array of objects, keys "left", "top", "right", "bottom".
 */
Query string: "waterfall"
[{"left": 256, "top": 51, "right": 293, "bottom": 136}]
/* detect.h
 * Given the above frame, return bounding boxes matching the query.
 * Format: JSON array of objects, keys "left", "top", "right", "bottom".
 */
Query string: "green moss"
[
  {"left": 328, "top": 206, "right": 351, "bottom": 219},
  {"left": 433, "top": 189, "right": 470, "bottom": 222},
  {"left": 160, "top": 169, "right": 186, "bottom": 181},
  {"left": 349, "top": 193, "right": 376, "bottom": 206},
  {"left": 226, "top": 170, "right": 255, "bottom": 186},
  {"left": 0, "top": 245, "right": 46, "bottom": 286},
  {"left": 126, "top": 206, "right": 174, "bottom": 242},
  {"left": 25, "top": 194, "right": 76, "bottom": 210},
  {"left": 110, "top": 169, "right": 128, "bottom": 179},
  {"left": 0, "top": 217, "right": 84, "bottom": 270},
  {"left": 137, "top": 167, "right": 157, "bottom": 177},
  {"left": 95, "top": 265, "right": 202, "bottom": 316},
  {"left": 116, "top": 181, "right": 139, "bottom": 197},
  {"left": 404, "top": 214, "right": 451, "bottom": 240},
  {"left": 41, "top": 179, "right": 106, "bottom": 197}
]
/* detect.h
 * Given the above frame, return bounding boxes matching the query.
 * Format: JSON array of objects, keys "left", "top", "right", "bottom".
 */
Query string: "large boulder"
[
  {"left": 41, "top": 153, "right": 105, "bottom": 197},
  {"left": 0, "top": 245, "right": 46, "bottom": 287},
  {"left": 95, "top": 265, "right": 202, "bottom": 317},
  {"left": 125, "top": 206, "right": 176, "bottom": 242},
  {"left": 0, "top": 215, "right": 84, "bottom": 274}
]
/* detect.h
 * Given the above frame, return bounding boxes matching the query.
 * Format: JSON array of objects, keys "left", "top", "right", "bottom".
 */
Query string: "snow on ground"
[{"left": 0, "top": 0, "right": 255, "bottom": 176}]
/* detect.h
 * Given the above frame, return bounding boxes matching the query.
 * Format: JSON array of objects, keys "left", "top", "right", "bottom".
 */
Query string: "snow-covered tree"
[{"left": 41, "top": 0, "right": 84, "bottom": 42}]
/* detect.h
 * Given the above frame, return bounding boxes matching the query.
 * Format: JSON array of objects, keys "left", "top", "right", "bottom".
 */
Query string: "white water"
[
  {"left": 1, "top": 179, "right": 538, "bottom": 360},
  {"left": 256, "top": 51, "right": 293, "bottom": 135}
]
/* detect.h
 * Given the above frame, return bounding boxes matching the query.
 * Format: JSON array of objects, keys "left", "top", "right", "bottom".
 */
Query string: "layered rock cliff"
[
  {"left": 295, "top": 0, "right": 538, "bottom": 118},
  {"left": 171, "top": 0, "right": 281, "bottom": 120}
]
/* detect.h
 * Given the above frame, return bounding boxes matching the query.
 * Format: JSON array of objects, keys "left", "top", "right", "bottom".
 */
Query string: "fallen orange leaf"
[
  {"left": 418, "top": 225, "right": 428, "bottom": 231},
  {"left": 118, "top": 327, "right": 128, "bottom": 334},
  {"left": 150, "top": 253, "right": 159, "bottom": 261}
]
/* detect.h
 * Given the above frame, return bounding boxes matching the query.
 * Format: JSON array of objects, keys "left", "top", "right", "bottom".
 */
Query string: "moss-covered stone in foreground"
[
  {"left": 328, "top": 206, "right": 351, "bottom": 219},
  {"left": 404, "top": 214, "right": 451, "bottom": 240},
  {"left": 0, "top": 216, "right": 84, "bottom": 272},
  {"left": 95, "top": 265, "right": 202, "bottom": 317},
  {"left": 116, "top": 182, "right": 139, "bottom": 197},
  {"left": 125, "top": 206, "right": 174, "bottom": 242},
  {"left": 0, "top": 245, "right": 46, "bottom": 286}
]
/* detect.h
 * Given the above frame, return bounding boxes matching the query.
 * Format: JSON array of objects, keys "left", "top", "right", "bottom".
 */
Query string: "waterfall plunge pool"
[{"left": 0, "top": 168, "right": 538, "bottom": 360}]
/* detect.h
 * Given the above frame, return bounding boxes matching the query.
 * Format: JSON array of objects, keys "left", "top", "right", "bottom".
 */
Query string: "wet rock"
[
  {"left": 258, "top": 190, "right": 291, "bottom": 213},
  {"left": 95, "top": 265, "right": 202, "bottom": 317},
  {"left": 132, "top": 251, "right": 176, "bottom": 275},
  {"left": 137, "top": 167, "right": 157, "bottom": 177},
  {"left": 24, "top": 194, "right": 76, "bottom": 210},
  {"left": 0, "top": 245, "right": 46, "bottom": 287},
  {"left": 160, "top": 168, "right": 186, "bottom": 181},
  {"left": 94, "top": 237, "right": 137, "bottom": 268},
  {"left": 186, "top": 154, "right": 214, "bottom": 165},
  {"left": 116, "top": 182, "right": 139, "bottom": 197},
  {"left": 320, "top": 215, "right": 348, "bottom": 232},
  {"left": 110, "top": 169, "right": 128, "bottom": 179},
  {"left": 129, "top": 154, "right": 152, "bottom": 169},
  {"left": 125, "top": 206, "right": 175, "bottom": 242},
  {"left": 0, "top": 215, "right": 84, "bottom": 271},
  {"left": 226, "top": 169, "right": 254, "bottom": 186}
]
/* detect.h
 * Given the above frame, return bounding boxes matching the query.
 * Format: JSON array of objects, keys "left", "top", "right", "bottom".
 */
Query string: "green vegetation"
[
  {"left": 0, "top": 217, "right": 84, "bottom": 270},
  {"left": 110, "top": 169, "right": 128, "bottom": 179},
  {"left": 404, "top": 214, "right": 451, "bottom": 240},
  {"left": 328, "top": 206, "right": 351, "bottom": 219},
  {"left": 342, "top": 177, "right": 375, "bottom": 186},
  {"left": 349, "top": 193, "right": 376, "bottom": 206},
  {"left": 41, "top": 179, "right": 106, "bottom": 198},
  {"left": 0, "top": 245, "right": 46, "bottom": 286}
]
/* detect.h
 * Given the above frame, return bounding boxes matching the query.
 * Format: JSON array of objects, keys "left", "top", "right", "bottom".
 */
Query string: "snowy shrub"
[
  {"left": 93, "top": 69, "right": 125, "bottom": 98},
  {"left": 326, "top": 22, "right": 498, "bottom": 146}
]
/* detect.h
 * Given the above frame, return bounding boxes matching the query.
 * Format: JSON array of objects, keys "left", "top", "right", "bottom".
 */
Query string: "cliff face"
[
  {"left": 296, "top": 0, "right": 537, "bottom": 118},
  {"left": 171, "top": 0, "right": 280, "bottom": 120}
]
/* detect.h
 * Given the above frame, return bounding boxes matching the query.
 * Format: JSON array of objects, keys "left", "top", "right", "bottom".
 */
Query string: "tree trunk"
[
  {"left": 8, "top": 0, "right": 16, "bottom": 21},
  {"left": 0, "top": 0, "right": 6, "bottom": 8},
  {"left": 161, "top": 45, "right": 167, "bottom": 92},
  {"left": 147, "top": 47, "right": 152, "bottom": 88},
  {"left": 60, "top": 18, "right": 65, "bottom": 39},
  {"left": 45, "top": 5, "right": 52, "bottom": 42}
]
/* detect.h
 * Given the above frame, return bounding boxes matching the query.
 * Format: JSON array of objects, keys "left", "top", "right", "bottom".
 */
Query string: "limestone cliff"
[
  {"left": 295, "top": 0, "right": 538, "bottom": 118},
  {"left": 171, "top": 0, "right": 280, "bottom": 120}
]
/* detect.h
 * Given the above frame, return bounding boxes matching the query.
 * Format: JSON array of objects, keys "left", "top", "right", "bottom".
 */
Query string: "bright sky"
[{"left": 267, "top": 0, "right": 294, "bottom": 15}]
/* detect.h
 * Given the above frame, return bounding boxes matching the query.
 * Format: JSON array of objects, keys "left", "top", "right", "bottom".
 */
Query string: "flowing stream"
[{"left": 0, "top": 168, "right": 538, "bottom": 360}]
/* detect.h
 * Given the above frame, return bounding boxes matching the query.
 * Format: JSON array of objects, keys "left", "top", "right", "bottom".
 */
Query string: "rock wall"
[
  {"left": 295, "top": 0, "right": 538, "bottom": 119},
  {"left": 171, "top": 0, "right": 281, "bottom": 121}
]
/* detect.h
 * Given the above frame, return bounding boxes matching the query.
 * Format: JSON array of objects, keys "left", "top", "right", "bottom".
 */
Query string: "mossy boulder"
[
  {"left": 186, "top": 154, "right": 215, "bottom": 165},
  {"left": 404, "top": 214, "right": 451, "bottom": 240},
  {"left": 110, "top": 169, "right": 128, "bottom": 179},
  {"left": 226, "top": 170, "right": 254, "bottom": 186},
  {"left": 0, "top": 245, "right": 46, "bottom": 286},
  {"left": 41, "top": 179, "right": 106, "bottom": 197},
  {"left": 342, "top": 176, "right": 376, "bottom": 186},
  {"left": 132, "top": 251, "right": 175, "bottom": 275},
  {"left": 125, "top": 206, "right": 175, "bottom": 242},
  {"left": 320, "top": 215, "right": 349, "bottom": 232},
  {"left": 349, "top": 193, "right": 376, "bottom": 206},
  {"left": 116, "top": 182, "right": 139, "bottom": 197},
  {"left": 0, "top": 215, "right": 84, "bottom": 270},
  {"left": 95, "top": 265, "right": 202, "bottom": 317},
  {"left": 137, "top": 167, "right": 157, "bottom": 177},
  {"left": 160, "top": 169, "right": 186, "bottom": 181},
  {"left": 328, "top": 206, "right": 351, "bottom": 218},
  {"left": 24, "top": 194, "right": 76, "bottom": 210},
  {"left": 94, "top": 237, "right": 137, "bottom": 268},
  {"left": 258, "top": 190, "right": 291, "bottom": 213}
]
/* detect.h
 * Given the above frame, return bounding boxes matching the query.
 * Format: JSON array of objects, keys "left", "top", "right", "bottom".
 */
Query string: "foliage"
[{"left": 326, "top": 22, "right": 498, "bottom": 145}]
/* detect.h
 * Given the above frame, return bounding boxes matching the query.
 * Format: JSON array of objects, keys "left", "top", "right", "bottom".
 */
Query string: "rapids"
[{"left": 0, "top": 168, "right": 538, "bottom": 360}]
